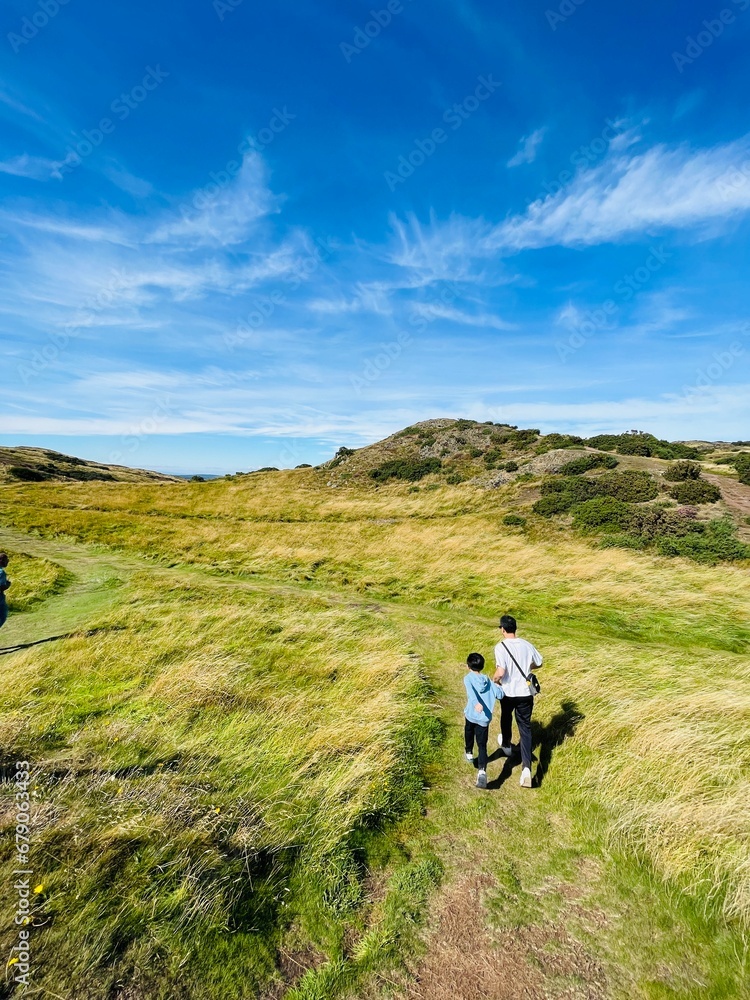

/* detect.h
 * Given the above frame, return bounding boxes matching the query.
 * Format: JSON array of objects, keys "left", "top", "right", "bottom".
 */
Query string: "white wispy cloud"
[
  {"left": 387, "top": 134, "right": 750, "bottom": 274},
  {"left": 490, "top": 135, "right": 750, "bottom": 250},
  {"left": 507, "top": 126, "right": 547, "bottom": 168},
  {"left": 0, "top": 153, "right": 64, "bottom": 181},
  {"left": 411, "top": 302, "right": 514, "bottom": 329},
  {"left": 149, "top": 154, "right": 278, "bottom": 249}
]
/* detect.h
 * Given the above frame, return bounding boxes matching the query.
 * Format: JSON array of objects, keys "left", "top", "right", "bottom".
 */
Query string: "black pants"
[
  {"left": 500, "top": 695, "right": 534, "bottom": 769},
  {"left": 464, "top": 720, "right": 489, "bottom": 770}
]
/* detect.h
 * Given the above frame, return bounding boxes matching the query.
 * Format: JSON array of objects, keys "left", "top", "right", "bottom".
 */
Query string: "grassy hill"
[
  {"left": 0, "top": 446, "right": 182, "bottom": 485},
  {"left": 1, "top": 423, "right": 749, "bottom": 999}
]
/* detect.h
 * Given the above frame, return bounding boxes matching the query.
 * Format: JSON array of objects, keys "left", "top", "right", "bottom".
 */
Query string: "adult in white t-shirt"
[{"left": 493, "top": 614, "right": 543, "bottom": 788}]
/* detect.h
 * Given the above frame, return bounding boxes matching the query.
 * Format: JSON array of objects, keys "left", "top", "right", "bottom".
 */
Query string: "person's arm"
[
  {"left": 531, "top": 644, "right": 543, "bottom": 668},
  {"left": 493, "top": 651, "right": 506, "bottom": 683}
]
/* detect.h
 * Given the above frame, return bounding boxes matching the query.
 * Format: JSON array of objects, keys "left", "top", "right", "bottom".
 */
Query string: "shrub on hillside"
[
  {"left": 664, "top": 460, "right": 702, "bottom": 481},
  {"left": 595, "top": 470, "right": 659, "bottom": 502},
  {"left": 736, "top": 453, "right": 750, "bottom": 486},
  {"left": 668, "top": 479, "right": 721, "bottom": 504},
  {"left": 559, "top": 454, "right": 619, "bottom": 475},
  {"left": 541, "top": 476, "right": 599, "bottom": 502},
  {"left": 329, "top": 446, "right": 356, "bottom": 469},
  {"left": 370, "top": 458, "right": 442, "bottom": 483},
  {"left": 508, "top": 428, "right": 539, "bottom": 448},
  {"left": 504, "top": 461, "right": 519, "bottom": 472},
  {"left": 572, "top": 497, "right": 633, "bottom": 532},
  {"left": 502, "top": 513, "right": 527, "bottom": 526},
  {"left": 9, "top": 466, "right": 48, "bottom": 482},
  {"left": 536, "top": 433, "right": 585, "bottom": 453},
  {"left": 585, "top": 432, "right": 700, "bottom": 460},
  {"left": 653, "top": 517, "right": 750, "bottom": 564},
  {"left": 533, "top": 493, "right": 575, "bottom": 516}
]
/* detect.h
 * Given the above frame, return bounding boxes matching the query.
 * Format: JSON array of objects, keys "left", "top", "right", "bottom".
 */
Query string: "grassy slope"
[
  {"left": 1, "top": 471, "right": 749, "bottom": 998},
  {"left": 1, "top": 550, "right": 72, "bottom": 613}
]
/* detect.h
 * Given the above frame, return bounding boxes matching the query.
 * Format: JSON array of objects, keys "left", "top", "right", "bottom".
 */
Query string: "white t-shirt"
[{"left": 494, "top": 637, "right": 543, "bottom": 698}]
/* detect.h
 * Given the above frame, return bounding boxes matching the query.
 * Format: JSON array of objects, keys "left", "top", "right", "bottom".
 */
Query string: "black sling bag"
[{"left": 501, "top": 641, "right": 541, "bottom": 697}]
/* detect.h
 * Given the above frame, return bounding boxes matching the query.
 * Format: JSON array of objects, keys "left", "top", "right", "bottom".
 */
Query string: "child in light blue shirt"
[
  {"left": 0, "top": 552, "right": 10, "bottom": 630},
  {"left": 463, "top": 652, "right": 503, "bottom": 789}
]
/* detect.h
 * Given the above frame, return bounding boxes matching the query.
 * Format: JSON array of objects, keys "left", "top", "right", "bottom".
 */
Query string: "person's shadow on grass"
[{"left": 486, "top": 700, "right": 584, "bottom": 790}]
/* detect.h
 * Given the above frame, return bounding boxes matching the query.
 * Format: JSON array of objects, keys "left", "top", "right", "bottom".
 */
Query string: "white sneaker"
[
  {"left": 476, "top": 770, "right": 487, "bottom": 789},
  {"left": 519, "top": 767, "right": 532, "bottom": 788},
  {"left": 465, "top": 752, "right": 474, "bottom": 763}
]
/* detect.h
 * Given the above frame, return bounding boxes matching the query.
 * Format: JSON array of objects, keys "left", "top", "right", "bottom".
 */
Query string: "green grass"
[
  {"left": 1, "top": 469, "right": 750, "bottom": 998},
  {"left": 2, "top": 549, "right": 72, "bottom": 612}
]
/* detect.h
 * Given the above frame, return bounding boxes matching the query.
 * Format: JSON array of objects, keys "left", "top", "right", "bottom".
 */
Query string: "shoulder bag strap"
[{"left": 501, "top": 641, "right": 530, "bottom": 682}]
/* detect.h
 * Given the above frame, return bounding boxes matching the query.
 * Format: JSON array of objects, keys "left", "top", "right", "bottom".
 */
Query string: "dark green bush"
[
  {"left": 572, "top": 497, "right": 633, "bottom": 532},
  {"left": 329, "top": 447, "right": 356, "bottom": 469},
  {"left": 533, "top": 493, "right": 576, "bottom": 516},
  {"left": 541, "top": 476, "right": 599, "bottom": 502},
  {"left": 654, "top": 517, "right": 749, "bottom": 564},
  {"left": 445, "top": 472, "right": 467, "bottom": 485},
  {"left": 190, "top": 475, "right": 206, "bottom": 482},
  {"left": 468, "top": 447, "right": 483, "bottom": 458},
  {"left": 595, "top": 470, "right": 659, "bottom": 502},
  {"left": 295, "top": 464, "right": 312, "bottom": 469},
  {"left": 559, "top": 454, "right": 619, "bottom": 475},
  {"left": 370, "top": 458, "right": 442, "bottom": 483},
  {"left": 502, "top": 513, "right": 527, "bottom": 527},
  {"left": 9, "top": 466, "right": 48, "bottom": 482},
  {"left": 255, "top": 467, "right": 279, "bottom": 473},
  {"left": 584, "top": 432, "right": 699, "bottom": 460},
  {"left": 736, "top": 453, "right": 750, "bottom": 486},
  {"left": 668, "top": 480, "right": 721, "bottom": 504},
  {"left": 508, "top": 429, "right": 540, "bottom": 448},
  {"left": 483, "top": 448, "right": 504, "bottom": 467},
  {"left": 664, "top": 460, "right": 702, "bottom": 482},
  {"left": 504, "top": 461, "right": 519, "bottom": 473},
  {"left": 536, "top": 433, "right": 585, "bottom": 453}
]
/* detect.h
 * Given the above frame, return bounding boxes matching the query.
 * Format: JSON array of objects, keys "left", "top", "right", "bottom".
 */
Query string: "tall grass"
[
  {"left": 0, "top": 573, "right": 440, "bottom": 997},
  {"left": 1, "top": 550, "right": 71, "bottom": 612}
]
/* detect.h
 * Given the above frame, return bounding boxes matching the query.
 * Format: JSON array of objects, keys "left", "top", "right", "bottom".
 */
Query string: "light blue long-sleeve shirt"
[{"left": 464, "top": 672, "right": 503, "bottom": 726}]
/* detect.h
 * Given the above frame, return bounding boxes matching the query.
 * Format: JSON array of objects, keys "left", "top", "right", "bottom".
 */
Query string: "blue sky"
[{"left": 1, "top": 0, "right": 749, "bottom": 473}]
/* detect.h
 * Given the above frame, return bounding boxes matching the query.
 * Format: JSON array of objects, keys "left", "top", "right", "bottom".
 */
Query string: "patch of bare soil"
[
  {"left": 704, "top": 473, "right": 750, "bottom": 537},
  {"left": 259, "top": 944, "right": 326, "bottom": 999},
  {"left": 374, "top": 874, "right": 609, "bottom": 1000}
]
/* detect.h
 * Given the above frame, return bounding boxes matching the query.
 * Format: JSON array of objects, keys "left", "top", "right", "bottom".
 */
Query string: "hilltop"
[{"left": 0, "top": 446, "right": 182, "bottom": 485}]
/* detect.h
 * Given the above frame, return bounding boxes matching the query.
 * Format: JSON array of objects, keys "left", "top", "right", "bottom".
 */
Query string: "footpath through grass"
[{"left": 1, "top": 472, "right": 749, "bottom": 999}]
